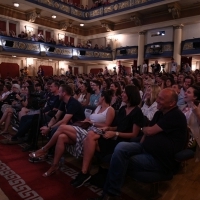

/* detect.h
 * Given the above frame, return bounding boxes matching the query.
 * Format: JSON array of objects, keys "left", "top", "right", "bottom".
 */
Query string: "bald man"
[{"left": 88, "top": 89, "right": 187, "bottom": 200}]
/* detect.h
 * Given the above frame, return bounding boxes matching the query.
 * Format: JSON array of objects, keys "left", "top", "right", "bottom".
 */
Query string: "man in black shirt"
[
  {"left": 40, "top": 84, "right": 85, "bottom": 137},
  {"left": 88, "top": 88, "right": 187, "bottom": 200}
]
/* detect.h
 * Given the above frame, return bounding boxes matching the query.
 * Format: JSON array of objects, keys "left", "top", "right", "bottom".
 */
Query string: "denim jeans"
[{"left": 103, "top": 142, "right": 165, "bottom": 196}]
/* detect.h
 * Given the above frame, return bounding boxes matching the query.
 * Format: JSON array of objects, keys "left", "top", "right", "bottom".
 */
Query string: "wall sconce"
[
  {"left": 26, "top": 26, "right": 33, "bottom": 33},
  {"left": 108, "top": 36, "right": 118, "bottom": 41}
]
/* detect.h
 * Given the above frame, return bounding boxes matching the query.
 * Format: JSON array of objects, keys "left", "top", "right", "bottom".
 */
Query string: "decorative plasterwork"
[
  {"left": 168, "top": 2, "right": 181, "bottom": 19},
  {"left": 26, "top": 9, "right": 41, "bottom": 23},
  {"left": 100, "top": 20, "right": 114, "bottom": 32},
  {"left": 59, "top": 20, "right": 73, "bottom": 31},
  {"left": 130, "top": 12, "right": 142, "bottom": 26}
]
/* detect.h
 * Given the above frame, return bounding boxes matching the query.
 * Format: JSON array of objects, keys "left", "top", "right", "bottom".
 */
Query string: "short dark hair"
[
  {"left": 184, "top": 76, "right": 194, "bottom": 85},
  {"left": 125, "top": 85, "right": 141, "bottom": 106},
  {"left": 111, "top": 82, "right": 121, "bottom": 96},
  {"left": 191, "top": 83, "right": 200, "bottom": 101},
  {"left": 60, "top": 84, "right": 73, "bottom": 96},
  {"left": 101, "top": 90, "right": 113, "bottom": 104},
  {"left": 52, "top": 81, "right": 60, "bottom": 88},
  {"left": 92, "top": 80, "right": 101, "bottom": 89}
]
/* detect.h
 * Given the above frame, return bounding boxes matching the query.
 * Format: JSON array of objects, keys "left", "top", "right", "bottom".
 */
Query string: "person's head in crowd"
[
  {"left": 155, "top": 74, "right": 162, "bottom": 87},
  {"left": 98, "top": 90, "right": 113, "bottom": 106},
  {"left": 35, "top": 83, "right": 43, "bottom": 92},
  {"left": 12, "top": 84, "right": 21, "bottom": 94},
  {"left": 145, "top": 85, "right": 161, "bottom": 106},
  {"left": 122, "top": 85, "right": 141, "bottom": 107},
  {"left": 50, "top": 81, "right": 60, "bottom": 94},
  {"left": 79, "top": 81, "right": 90, "bottom": 94},
  {"left": 173, "top": 75, "right": 178, "bottom": 84},
  {"left": 156, "top": 88, "right": 178, "bottom": 113},
  {"left": 110, "top": 82, "right": 121, "bottom": 96},
  {"left": 90, "top": 80, "right": 101, "bottom": 93},
  {"left": 164, "top": 77, "right": 174, "bottom": 88},
  {"left": 184, "top": 83, "right": 200, "bottom": 106},
  {"left": 68, "top": 83, "right": 75, "bottom": 95},
  {"left": 178, "top": 73, "right": 185, "bottom": 85},
  {"left": 20, "top": 86, "right": 29, "bottom": 96},
  {"left": 172, "top": 84, "right": 181, "bottom": 94},
  {"left": 183, "top": 76, "right": 194, "bottom": 91},
  {"left": 131, "top": 78, "right": 141, "bottom": 91},
  {"left": 44, "top": 80, "right": 52, "bottom": 92},
  {"left": 102, "top": 79, "right": 111, "bottom": 91},
  {"left": 59, "top": 84, "right": 73, "bottom": 101},
  {"left": 196, "top": 73, "right": 200, "bottom": 83},
  {"left": 3, "top": 84, "right": 12, "bottom": 92},
  {"left": 12, "top": 80, "right": 18, "bottom": 84}
]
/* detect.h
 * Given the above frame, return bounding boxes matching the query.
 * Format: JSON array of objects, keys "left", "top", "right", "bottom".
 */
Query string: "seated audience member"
[
  {"left": 105, "top": 44, "right": 111, "bottom": 50},
  {"left": 33, "top": 84, "right": 86, "bottom": 140},
  {"left": 141, "top": 85, "right": 161, "bottom": 121},
  {"left": 4, "top": 82, "right": 60, "bottom": 144},
  {"left": 180, "top": 84, "right": 200, "bottom": 162},
  {"left": 110, "top": 82, "right": 122, "bottom": 110},
  {"left": 88, "top": 88, "right": 187, "bottom": 200},
  {"left": 177, "top": 76, "right": 194, "bottom": 108},
  {"left": 89, "top": 80, "right": 101, "bottom": 107},
  {"left": 0, "top": 84, "right": 11, "bottom": 102},
  {"left": 164, "top": 77, "right": 175, "bottom": 88},
  {"left": 178, "top": 73, "right": 185, "bottom": 87},
  {"left": 29, "top": 90, "right": 115, "bottom": 176},
  {"left": 102, "top": 79, "right": 110, "bottom": 91},
  {"left": 71, "top": 85, "right": 143, "bottom": 188},
  {"left": 31, "top": 34, "right": 38, "bottom": 41},
  {"left": 0, "top": 84, "right": 27, "bottom": 134},
  {"left": 38, "top": 32, "right": 45, "bottom": 42},
  {"left": 94, "top": 44, "right": 99, "bottom": 49},
  {"left": 74, "top": 81, "right": 91, "bottom": 106}
]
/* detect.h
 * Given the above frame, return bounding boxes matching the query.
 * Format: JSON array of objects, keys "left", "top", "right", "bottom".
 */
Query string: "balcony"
[
  {"left": 0, "top": 35, "right": 113, "bottom": 61},
  {"left": 25, "top": 0, "right": 165, "bottom": 21}
]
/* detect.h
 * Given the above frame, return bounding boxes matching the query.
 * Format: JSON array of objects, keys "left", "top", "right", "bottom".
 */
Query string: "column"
[
  {"left": 173, "top": 25, "right": 183, "bottom": 70},
  {"left": 137, "top": 31, "right": 145, "bottom": 72},
  {"left": 6, "top": 20, "right": 9, "bottom": 34}
]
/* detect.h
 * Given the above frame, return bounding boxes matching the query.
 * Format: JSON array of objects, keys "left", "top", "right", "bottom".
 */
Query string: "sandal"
[
  {"left": 29, "top": 147, "right": 47, "bottom": 158},
  {"left": 43, "top": 164, "right": 60, "bottom": 177}
]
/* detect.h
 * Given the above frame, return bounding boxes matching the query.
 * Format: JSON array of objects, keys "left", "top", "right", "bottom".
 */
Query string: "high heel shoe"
[
  {"left": 29, "top": 147, "right": 48, "bottom": 163},
  {"left": 43, "top": 164, "right": 60, "bottom": 177},
  {"left": 29, "top": 147, "right": 47, "bottom": 158}
]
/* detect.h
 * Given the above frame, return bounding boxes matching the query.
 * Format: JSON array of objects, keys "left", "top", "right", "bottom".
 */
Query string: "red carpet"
[{"left": 0, "top": 135, "right": 134, "bottom": 200}]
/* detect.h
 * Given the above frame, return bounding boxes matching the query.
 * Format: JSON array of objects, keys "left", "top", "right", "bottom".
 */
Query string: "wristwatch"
[{"left": 115, "top": 132, "right": 119, "bottom": 137}]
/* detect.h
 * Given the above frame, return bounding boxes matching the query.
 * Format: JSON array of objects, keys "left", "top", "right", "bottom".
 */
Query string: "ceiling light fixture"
[
  {"left": 12, "top": 55, "right": 16, "bottom": 57},
  {"left": 52, "top": 15, "right": 56, "bottom": 19},
  {"left": 80, "top": 23, "right": 84, "bottom": 27},
  {"left": 13, "top": 3, "right": 19, "bottom": 7}
]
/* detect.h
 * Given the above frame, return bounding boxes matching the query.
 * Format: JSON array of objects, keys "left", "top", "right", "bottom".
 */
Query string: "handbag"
[{"left": 72, "top": 121, "right": 91, "bottom": 130}]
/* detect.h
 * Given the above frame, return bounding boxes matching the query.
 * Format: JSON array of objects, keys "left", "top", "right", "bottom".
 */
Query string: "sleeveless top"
[{"left": 90, "top": 105, "right": 110, "bottom": 123}]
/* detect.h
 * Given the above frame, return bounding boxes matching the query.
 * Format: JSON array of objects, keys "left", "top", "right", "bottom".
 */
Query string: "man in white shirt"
[
  {"left": 171, "top": 58, "right": 178, "bottom": 73},
  {"left": 142, "top": 61, "right": 147, "bottom": 74}
]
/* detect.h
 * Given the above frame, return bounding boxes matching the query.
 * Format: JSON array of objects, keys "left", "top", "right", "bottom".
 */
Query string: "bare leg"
[
  {"left": 82, "top": 131, "right": 100, "bottom": 174},
  {"left": 43, "top": 133, "right": 74, "bottom": 177},
  {"left": 0, "top": 109, "right": 9, "bottom": 124},
  {"left": 2, "top": 111, "right": 13, "bottom": 132},
  {"left": 29, "top": 125, "right": 77, "bottom": 158}
]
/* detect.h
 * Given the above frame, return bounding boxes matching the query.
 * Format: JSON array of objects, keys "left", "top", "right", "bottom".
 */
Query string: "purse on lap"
[{"left": 72, "top": 121, "right": 91, "bottom": 130}]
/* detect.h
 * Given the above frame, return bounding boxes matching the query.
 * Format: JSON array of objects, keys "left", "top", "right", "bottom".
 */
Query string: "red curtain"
[
  {"left": 74, "top": 67, "right": 78, "bottom": 75},
  {"left": 45, "top": 31, "right": 51, "bottom": 42},
  {"left": 0, "top": 20, "right": 6, "bottom": 31},
  {"left": 9, "top": 23, "right": 16, "bottom": 34},
  {"left": 73, "top": 0, "right": 80, "bottom": 5},
  {"left": 39, "top": 65, "right": 53, "bottom": 76},
  {"left": 70, "top": 37, "right": 74, "bottom": 45},
  {"left": 0, "top": 63, "right": 19, "bottom": 79},
  {"left": 65, "top": 36, "right": 68, "bottom": 44},
  {"left": 90, "top": 68, "right": 103, "bottom": 74}
]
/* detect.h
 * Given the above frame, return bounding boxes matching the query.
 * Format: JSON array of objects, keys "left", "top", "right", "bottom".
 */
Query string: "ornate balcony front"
[
  {"left": 25, "top": 0, "right": 165, "bottom": 20},
  {"left": 116, "top": 46, "right": 138, "bottom": 59},
  {"left": 0, "top": 36, "right": 113, "bottom": 61}
]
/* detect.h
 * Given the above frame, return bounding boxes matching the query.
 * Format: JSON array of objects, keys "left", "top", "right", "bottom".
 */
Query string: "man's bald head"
[{"left": 156, "top": 88, "right": 178, "bottom": 113}]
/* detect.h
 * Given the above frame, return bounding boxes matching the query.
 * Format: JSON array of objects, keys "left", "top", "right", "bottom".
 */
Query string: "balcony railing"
[
  {"left": 116, "top": 46, "right": 138, "bottom": 59},
  {"left": 0, "top": 36, "right": 113, "bottom": 61},
  {"left": 25, "top": 0, "right": 164, "bottom": 20}
]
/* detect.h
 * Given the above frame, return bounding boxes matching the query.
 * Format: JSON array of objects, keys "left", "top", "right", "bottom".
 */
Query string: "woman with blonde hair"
[{"left": 141, "top": 84, "right": 161, "bottom": 121}]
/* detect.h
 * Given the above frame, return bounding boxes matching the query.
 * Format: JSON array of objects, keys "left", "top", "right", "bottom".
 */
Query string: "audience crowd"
[{"left": 0, "top": 65, "right": 200, "bottom": 200}]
